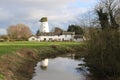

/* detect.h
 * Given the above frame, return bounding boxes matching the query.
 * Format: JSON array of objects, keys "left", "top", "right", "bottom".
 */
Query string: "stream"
[{"left": 31, "top": 54, "right": 90, "bottom": 80}]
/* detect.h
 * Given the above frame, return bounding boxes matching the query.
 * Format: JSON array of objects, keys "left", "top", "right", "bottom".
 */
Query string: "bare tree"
[
  {"left": 7, "top": 23, "right": 32, "bottom": 40},
  {"left": 95, "top": 0, "right": 119, "bottom": 29},
  {"left": 115, "top": 7, "right": 120, "bottom": 26}
]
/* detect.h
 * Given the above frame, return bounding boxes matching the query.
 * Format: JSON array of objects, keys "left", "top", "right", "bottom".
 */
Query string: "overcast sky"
[{"left": 0, "top": 0, "right": 98, "bottom": 35}]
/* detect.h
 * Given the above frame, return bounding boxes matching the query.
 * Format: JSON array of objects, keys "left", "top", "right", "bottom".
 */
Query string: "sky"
[{"left": 0, "top": 0, "right": 98, "bottom": 35}]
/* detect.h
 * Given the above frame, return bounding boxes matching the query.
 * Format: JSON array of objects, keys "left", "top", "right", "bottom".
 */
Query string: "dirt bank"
[{"left": 0, "top": 45, "right": 86, "bottom": 80}]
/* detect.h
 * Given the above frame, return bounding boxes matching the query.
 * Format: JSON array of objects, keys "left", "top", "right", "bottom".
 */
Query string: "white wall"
[
  {"left": 28, "top": 36, "right": 38, "bottom": 41},
  {"left": 38, "top": 35, "right": 74, "bottom": 41},
  {"left": 59, "top": 35, "right": 74, "bottom": 41},
  {"left": 38, "top": 36, "right": 58, "bottom": 41},
  {"left": 40, "top": 22, "right": 49, "bottom": 32},
  {"left": 74, "top": 38, "right": 83, "bottom": 42}
]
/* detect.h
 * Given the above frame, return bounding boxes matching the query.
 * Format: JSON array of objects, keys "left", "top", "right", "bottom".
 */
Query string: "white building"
[
  {"left": 40, "top": 17, "right": 49, "bottom": 32},
  {"left": 28, "top": 32, "right": 75, "bottom": 41},
  {"left": 74, "top": 35, "right": 84, "bottom": 42},
  {"left": 28, "top": 17, "right": 84, "bottom": 42},
  {"left": 28, "top": 36, "right": 38, "bottom": 41},
  {"left": 37, "top": 32, "right": 75, "bottom": 41}
]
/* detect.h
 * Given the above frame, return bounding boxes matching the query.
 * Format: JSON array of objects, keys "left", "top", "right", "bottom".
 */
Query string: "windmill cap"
[{"left": 40, "top": 17, "right": 48, "bottom": 22}]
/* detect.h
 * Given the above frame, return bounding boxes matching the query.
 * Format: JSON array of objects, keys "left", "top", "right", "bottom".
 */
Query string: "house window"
[
  {"left": 32, "top": 38, "right": 35, "bottom": 40},
  {"left": 44, "top": 38, "right": 46, "bottom": 41}
]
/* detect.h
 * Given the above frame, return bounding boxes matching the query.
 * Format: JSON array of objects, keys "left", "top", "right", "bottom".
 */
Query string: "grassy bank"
[
  {"left": 0, "top": 41, "right": 86, "bottom": 80},
  {"left": 0, "top": 41, "right": 81, "bottom": 55}
]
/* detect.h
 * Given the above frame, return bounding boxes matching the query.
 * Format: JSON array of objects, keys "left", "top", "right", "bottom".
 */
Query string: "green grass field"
[{"left": 0, "top": 41, "right": 82, "bottom": 55}]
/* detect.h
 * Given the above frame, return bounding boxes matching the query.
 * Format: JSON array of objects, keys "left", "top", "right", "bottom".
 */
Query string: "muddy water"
[{"left": 31, "top": 55, "right": 89, "bottom": 80}]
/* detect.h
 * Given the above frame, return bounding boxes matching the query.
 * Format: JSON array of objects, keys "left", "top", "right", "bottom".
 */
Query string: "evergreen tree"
[{"left": 67, "top": 24, "right": 83, "bottom": 35}]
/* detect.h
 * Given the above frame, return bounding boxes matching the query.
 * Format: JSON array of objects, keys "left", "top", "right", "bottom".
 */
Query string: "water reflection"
[
  {"left": 40, "top": 58, "right": 49, "bottom": 70},
  {"left": 76, "top": 58, "right": 90, "bottom": 75},
  {"left": 31, "top": 54, "right": 89, "bottom": 80},
  {"left": 66, "top": 53, "right": 75, "bottom": 59}
]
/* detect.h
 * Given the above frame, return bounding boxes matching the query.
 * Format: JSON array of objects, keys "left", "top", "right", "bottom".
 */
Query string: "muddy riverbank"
[{"left": 0, "top": 45, "right": 87, "bottom": 80}]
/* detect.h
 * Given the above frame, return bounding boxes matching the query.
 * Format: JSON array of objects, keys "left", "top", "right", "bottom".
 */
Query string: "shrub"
[{"left": 86, "top": 28, "right": 120, "bottom": 80}]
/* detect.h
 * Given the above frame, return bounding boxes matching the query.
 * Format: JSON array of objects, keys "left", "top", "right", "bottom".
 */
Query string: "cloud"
[
  {"left": 80, "top": 0, "right": 97, "bottom": 3},
  {"left": 0, "top": 28, "right": 6, "bottom": 35},
  {"left": 0, "top": 8, "right": 13, "bottom": 21},
  {"left": 0, "top": 0, "right": 97, "bottom": 34}
]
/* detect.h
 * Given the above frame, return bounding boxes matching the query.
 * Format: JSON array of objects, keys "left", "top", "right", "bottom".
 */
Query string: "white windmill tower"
[{"left": 40, "top": 17, "right": 49, "bottom": 33}]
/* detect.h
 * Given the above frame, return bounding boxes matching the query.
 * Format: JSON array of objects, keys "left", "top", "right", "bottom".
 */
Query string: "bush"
[{"left": 86, "top": 28, "right": 120, "bottom": 80}]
